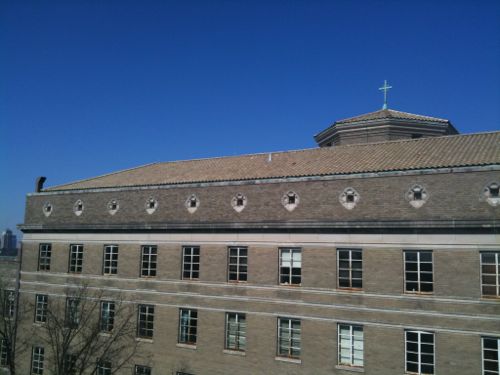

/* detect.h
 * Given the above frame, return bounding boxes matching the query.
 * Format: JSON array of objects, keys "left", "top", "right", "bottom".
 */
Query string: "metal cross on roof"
[{"left": 379, "top": 80, "right": 392, "bottom": 109}]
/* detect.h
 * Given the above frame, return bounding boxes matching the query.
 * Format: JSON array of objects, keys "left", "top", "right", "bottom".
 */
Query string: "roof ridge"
[{"left": 45, "top": 161, "right": 160, "bottom": 190}]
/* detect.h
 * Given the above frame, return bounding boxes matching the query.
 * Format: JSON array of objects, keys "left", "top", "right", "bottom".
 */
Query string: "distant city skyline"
[{"left": 1, "top": 0, "right": 499, "bottom": 234}]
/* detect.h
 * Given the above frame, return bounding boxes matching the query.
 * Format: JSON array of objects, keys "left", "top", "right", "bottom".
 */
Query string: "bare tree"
[
  {"left": 32, "top": 282, "right": 141, "bottom": 375},
  {"left": 0, "top": 257, "right": 26, "bottom": 375}
]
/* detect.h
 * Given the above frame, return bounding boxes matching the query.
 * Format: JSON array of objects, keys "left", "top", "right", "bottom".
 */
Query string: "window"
[
  {"left": 338, "top": 324, "right": 363, "bottom": 367},
  {"left": 3, "top": 290, "right": 15, "bottom": 319},
  {"left": 483, "top": 337, "right": 499, "bottom": 375},
  {"left": 277, "top": 318, "right": 301, "bottom": 359},
  {"left": 405, "top": 330, "right": 434, "bottom": 375},
  {"left": 42, "top": 202, "right": 52, "bottom": 217},
  {"left": 69, "top": 244, "right": 84, "bottom": 273},
  {"left": 484, "top": 182, "right": 500, "bottom": 207},
  {"left": 0, "top": 339, "right": 8, "bottom": 367},
  {"left": 279, "top": 248, "right": 301, "bottom": 285},
  {"left": 65, "top": 298, "right": 80, "bottom": 328},
  {"left": 228, "top": 247, "right": 247, "bottom": 282},
  {"left": 97, "top": 359, "right": 111, "bottom": 375},
  {"left": 282, "top": 191, "right": 299, "bottom": 211},
  {"left": 135, "top": 365, "right": 152, "bottom": 375},
  {"left": 404, "top": 250, "right": 433, "bottom": 293},
  {"left": 31, "top": 346, "right": 44, "bottom": 375},
  {"left": 35, "top": 294, "right": 48, "bottom": 323},
  {"left": 407, "top": 185, "right": 428, "bottom": 208},
  {"left": 103, "top": 245, "right": 119, "bottom": 275},
  {"left": 179, "top": 308, "right": 197, "bottom": 345},
  {"left": 225, "top": 312, "right": 246, "bottom": 351},
  {"left": 38, "top": 244, "right": 51, "bottom": 271},
  {"left": 141, "top": 246, "right": 157, "bottom": 277},
  {"left": 64, "top": 353, "right": 77, "bottom": 375},
  {"left": 186, "top": 195, "right": 199, "bottom": 213},
  {"left": 231, "top": 193, "right": 247, "bottom": 212},
  {"left": 137, "top": 304, "right": 154, "bottom": 339},
  {"left": 73, "top": 200, "right": 84, "bottom": 216},
  {"left": 107, "top": 199, "right": 119, "bottom": 215},
  {"left": 100, "top": 301, "right": 115, "bottom": 332},
  {"left": 340, "top": 187, "right": 360, "bottom": 210},
  {"left": 145, "top": 197, "right": 158, "bottom": 214},
  {"left": 337, "top": 249, "right": 362, "bottom": 289},
  {"left": 481, "top": 252, "right": 500, "bottom": 297},
  {"left": 182, "top": 246, "right": 200, "bottom": 280}
]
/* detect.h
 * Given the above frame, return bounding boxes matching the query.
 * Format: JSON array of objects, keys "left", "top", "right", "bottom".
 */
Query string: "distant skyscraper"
[{"left": 1, "top": 228, "right": 17, "bottom": 256}]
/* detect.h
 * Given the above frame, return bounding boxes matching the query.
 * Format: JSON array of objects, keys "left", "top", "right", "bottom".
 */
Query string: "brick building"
[{"left": 14, "top": 108, "right": 500, "bottom": 374}]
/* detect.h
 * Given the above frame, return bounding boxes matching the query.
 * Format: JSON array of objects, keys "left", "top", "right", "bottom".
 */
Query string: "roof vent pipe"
[
  {"left": 35, "top": 176, "right": 47, "bottom": 192},
  {"left": 268, "top": 153, "right": 272, "bottom": 162}
]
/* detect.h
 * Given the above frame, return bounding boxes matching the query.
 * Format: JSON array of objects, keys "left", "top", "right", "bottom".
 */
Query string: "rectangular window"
[
  {"left": 483, "top": 337, "right": 499, "bottom": 375},
  {"left": 179, "top": 308, "right": 197, "bottom": 345},
  {"left": 228, "top": 247, "right": 248, "bottom": 282},
  {"left": 100, "top": 301, "right": 115, "bottom": 332},
  {"left": 0, "top": 339, "right": 8, "bottom": 367},
  {"left": 481, "top": 252, "right": 500, "bottom": 297},
  {"left": 405, "top": 330, "right": 435, "bottom": 374},
  {"left": 141, "top": 245, "right": 157, "bottom": 277},
  {"left": 65, "top": 298, "right": 80, "bottom": 328},
  {"left": 38, "top": 244, "right": 51, "bottom": 271},
  {"left": 182, "top": 246, "right": 200, "bottom": 280},
  {"left": 64, "top": 353, "right": 77, "bottom": 375},
  {"left": 225, "top": 312, "right": 246, "bottom": 351},
  {"left": 338, "top": 324, "right": 364, "bottom": 367},
  {"left": 69, "top": 244, "right": 84, "bottom": 273},
  {"left": 35, "top": 294, "right": 48, "bottom": 323},
  {"left": 31, "top": 346, "right": 44, "bottom": 375},
  {"left": 3, "top": 290, "right": 15, "bottom": 319},
  {"left": 137, "top": 304, "right": 154, "bottom": 339},
  {"left": 135, "top": 365, "right": 152, "bottom": 375},
  {"left": 337, "top": 249, "right": 363, "bottom": 289},
  {"left": 97, "top": 359, "right": 111, "bottom": 375},
  {"left": 279, "top": 248, "right": 301, "bottom": 285},
  {"left": 404, "top": 250, "right": 433, "bottom": 293},
  {"left": 277, "top": 317, "right": 301, "bottom": 359},
  {"left": 103, "top": 245, "right": 119, "bottom": 275}
]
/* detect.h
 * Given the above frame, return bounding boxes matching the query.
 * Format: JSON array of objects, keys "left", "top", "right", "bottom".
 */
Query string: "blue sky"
[{"left": 1, "top": 0, "right": 499, "bottom": 236}]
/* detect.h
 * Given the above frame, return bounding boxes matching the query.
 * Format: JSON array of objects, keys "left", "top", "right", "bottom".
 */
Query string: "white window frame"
[
  {"left": 337, "top": 324, "right": 364, "bottom": 367},
  {"left": 31, "top": 346, "right": 44, "bottom": 375},
  {"left": 103, "top": 245, "right": 119, "bottom": 275},
  {"left": 182, "top": 246, "right": 200, "bottom": 280},
  {"left": 141, "top": 245, "right": 157, "bottom": 277},
  {"left": 225, "top": 312, "right": 246, "bottom": 351},
  {"left": 337, "top": 249, "right": 363, "bottom": 289},
  {"left": 100, "top": 301, "right": 115, "bottom": 332},
  {"left": 404, "top": 250, "right": 433, "bottom": 293},
  {"left": 38, "top": 244, "right": 51, "bottom": 271},
  {"left": 137, "top": 304, "right": 154, "bottom": 339},
  {"left": 228, "top": 247, "right": 248, "bottom": 282},
  {"left": 405, "top": 330, "right": 435, "bottom": 375},
  {"left": 277, "top": 317, "right": 301, "bottom": 359},
  {"left": 0, "top": 339, "right": 8, "bottom": 367},
  {"left": 134, "top": 365, "right": 152, "bottom": 375},
  {"left": 483, "top": 336, "right": 500, "bottom": 375},
  {"left": 69, "top": 244, "right": 84, "bottom": 273},
  {"left": 96, "top": 359, "right": 111, "bottom": 375},
  {"left": 65, "top": 298, "right": 80, "bottom": 328},
  {"left": 279, "top": 248, "right": 301, "bottom": 286},
  {"left": 481, "top": 252, "right": 500, "bottom": 298},
  {"left": 179, "top": 308, "right": 197, "bottom": 345},
  {"left": 35, "top": 294, "right": 48, "bottom": 323}
]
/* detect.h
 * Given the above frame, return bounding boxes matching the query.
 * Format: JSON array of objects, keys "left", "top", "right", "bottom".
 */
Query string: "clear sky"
[{"left": 1, "top": 0, "right": 499, "bottom": 237}]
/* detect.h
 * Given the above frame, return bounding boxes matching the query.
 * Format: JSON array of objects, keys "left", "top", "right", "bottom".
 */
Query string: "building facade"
[{"left": 14, "top": 109, "right": 500, "bottom": 375}]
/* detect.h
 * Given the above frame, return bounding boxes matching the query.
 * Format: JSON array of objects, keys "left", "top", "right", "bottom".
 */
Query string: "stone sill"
[
  {"left": 223, "top": 349, "right": 246, "bottom": 356},
  {"left": 275, "top": 356, "right": 301, "bottom": 364},
  {"left": 335, "top": 365, "right": 365, "bottom": 372},
  {"left": 135, "top": 337, "right": 153, "bottom": 343},
  {"left": 176, "top": 343, "right": 197, "bottom": 350}
]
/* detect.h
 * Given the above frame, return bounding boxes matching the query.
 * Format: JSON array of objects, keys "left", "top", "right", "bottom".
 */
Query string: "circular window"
[
  {"left": 186, "top": 194, "right": 199, "bottom": 213},
  {"left": 282, "top": 191, "right": 299, "bottom": 212},
  {"left": 231, "top": 193, "right": 247, "bottom": 212},
  {"left": 107, "top": 199, "right": 119, "bottom": 215},
  {"left": 339, "top": 187, "right": 360, "bottom": 210},
  {"left": 73, "top": 200, "right": 84, "bottom": 216},
  {"left": 43, "top": 202, "right": 53, "bottom": 217},
  {"left": 406, "top": 185, "right": 428, "bottom": 208},
  {"left": 145, "top": 197, "right": 158, "bottom": 214}
]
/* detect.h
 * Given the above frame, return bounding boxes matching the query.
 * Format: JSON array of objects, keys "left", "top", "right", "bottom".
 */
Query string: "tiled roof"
[
  {"left": 335, "top": 109, "right": 450, "bottom": 125},
  {"left": 45, "top": 132, "right": 500, "bottom": 191}
]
